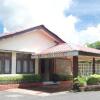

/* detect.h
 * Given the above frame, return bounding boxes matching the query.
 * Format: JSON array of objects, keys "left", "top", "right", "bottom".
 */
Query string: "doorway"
[{"left": 39, "top": 58, "right": 54, "bottom": 81}]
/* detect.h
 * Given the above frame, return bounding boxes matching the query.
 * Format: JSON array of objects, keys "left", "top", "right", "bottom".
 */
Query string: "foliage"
[
  {"left": 51, "top": 73, "right": 73, "bottom": 82},
  {"left": 0, "top": 74, "right": 42, "bottom": 84},
  {"left": 74, "top": 76, "right": 87, "bottom": 86},
  {"left": 74, "top": 74, "right": 100, "bottom": 86},
  {"left": 59, "top": 74, "right": 73, "bottom": 81},
  {"left": 51, "top": 73, "right": 60, "bottom": 82},
  {"left": 87, "top": 77, "right": 99, "bottom": 85},
  {"left": 86, "top": 41, "right": 100, "bottom": 49},
  {"left": 87, "top": 74, "right": 100, "bottom": 85},
  {"left": 73, "top": 74, "right": 100, "bottom": 91}
]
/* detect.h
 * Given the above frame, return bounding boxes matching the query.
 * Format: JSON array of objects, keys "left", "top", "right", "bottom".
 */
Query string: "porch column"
[
  {"left": 11, "top": 52, "right": 16, "bottom": 74},
  {"left": 92, "top": 57, "right": 95, "bottom": 74},
  {"left": 72, "top": 56, "right": 78, "bottom": 78},
  {"left": 35, "top": 58, "right": 39, "bottom": 75}
]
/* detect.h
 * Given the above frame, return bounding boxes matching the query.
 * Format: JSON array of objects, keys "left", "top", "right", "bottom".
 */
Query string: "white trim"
[
  {"left": 11, "top": 52, "right": 16, "bottom": 74},
  {"left": 35, "top": 58, "right": 39, "bottom": 74},
  {"left": 32, "top": 51, "right": 79, "bottom": 58}
]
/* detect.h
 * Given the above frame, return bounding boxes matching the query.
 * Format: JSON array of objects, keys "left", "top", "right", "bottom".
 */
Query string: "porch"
[
  {"left": 34, "top": 56, "right": 100, "bottom": 81},
  {"left": 32, "top": 43, "right": 100, "bottom": 80}
]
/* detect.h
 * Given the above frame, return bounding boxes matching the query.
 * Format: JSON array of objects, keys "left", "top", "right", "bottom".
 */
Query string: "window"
[
  {"left": 4, "top": 59, "right": 11, "bottom": 74},
  {"left": 23, "top": 60, "right": 28, "bottom": 73},
  {"left": 16, "top": 60, "right": 21, "bottom": 73},
  {"left": 0, "top": 53, "right": 11, "bottom": 74},
  {"left": 29, "top": 61, "right": 34, "bottom": 73},
  {"left": 0, "top": 60, "right": 2, "bottom": 73},
  {"left": 16, "top": 53, "right": 35, "bottom": 74}
]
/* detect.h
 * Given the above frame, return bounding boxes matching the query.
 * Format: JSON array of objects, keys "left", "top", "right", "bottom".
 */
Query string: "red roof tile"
[{"left": 37, "top": 43, "right": 100, "bottom": 54}]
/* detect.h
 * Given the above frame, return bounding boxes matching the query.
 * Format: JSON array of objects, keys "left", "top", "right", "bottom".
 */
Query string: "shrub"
[
  {"left": 51, "top": 73, "right": 73, "bottom": 82},
  {"left": 74, "top": 74, "right": 100, "bottom": 87},
  {"left": 74, "top": 76, "right": 87, "bottom": 86},
  {"left": 87, "top": 76, "right": 100, "bottom": 85},
  {"left": 0, "top": 74, "right": 41, "bottom": 84},
  {"left": 66, "top": 75, "right": 73, "bottom": 81},
  {"left": 51, "top": 73, "right": 60, "bottom": 82},
  {"left": 32, "top": 74, "right": 42, "bottom": 82},
  {"left": 87, "top": 77, "right": 99, "bottom": 85},
  {"left": 59, "top": 74, "right": 73, "bottom": 81}
]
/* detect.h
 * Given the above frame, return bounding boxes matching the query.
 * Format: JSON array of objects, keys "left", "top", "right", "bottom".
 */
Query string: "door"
[{"left": 39, "top": 58, "right": 54, "bottom": 81}]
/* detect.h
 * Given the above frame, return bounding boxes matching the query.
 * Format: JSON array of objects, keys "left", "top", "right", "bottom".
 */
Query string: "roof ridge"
[{"left": 0, "top": 25, "right": 65, "bottom": 43}]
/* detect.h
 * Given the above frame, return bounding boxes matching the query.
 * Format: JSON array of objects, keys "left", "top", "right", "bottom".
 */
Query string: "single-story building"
[{"left": 0, "top": 25, "right": 100, "bottom": 81}]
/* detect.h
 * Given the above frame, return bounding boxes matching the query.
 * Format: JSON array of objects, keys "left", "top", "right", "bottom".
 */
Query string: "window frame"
[
  {"left": 0, "top": 52, "right": 11, "bottom": 74},
  {"left": 16, "top": 53, "right": 35, "bottom": 74}
]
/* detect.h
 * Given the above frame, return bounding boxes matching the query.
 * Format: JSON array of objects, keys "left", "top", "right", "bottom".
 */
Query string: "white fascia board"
[{"left": 31, "top": 50, "right": 79, "bottom": 58}]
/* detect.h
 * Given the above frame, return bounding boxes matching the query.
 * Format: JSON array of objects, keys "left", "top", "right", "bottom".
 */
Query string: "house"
[{"left": 0, "top": 25, "right": 100, "bottom": 81}]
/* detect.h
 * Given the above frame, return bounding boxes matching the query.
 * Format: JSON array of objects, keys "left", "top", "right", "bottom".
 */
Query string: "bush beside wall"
[
  {"left": 87, "top": 74, "right": 100, "bottom": 85},
  {"left": 51, "top": 73, "right": 73, "bottom": 82},
  {"left": 0, "top": 74, "right": 41, "bottom": 84},
  {"left": 74, "top": 74, "right": 100, "bottom": 86},
  {"left": 74, "top": 76, "right": 87, "bottom": 86},
  {"left": 73, "top": 74, "right": 100, "bottom": 91}
]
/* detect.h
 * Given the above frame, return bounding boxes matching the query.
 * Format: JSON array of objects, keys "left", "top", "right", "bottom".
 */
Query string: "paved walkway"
[
  {"left": 0, "top": 89, "right": 100, "bottom": 100},
  {"left": 6, "top": 88, "right": 51, "bottom": 96}
]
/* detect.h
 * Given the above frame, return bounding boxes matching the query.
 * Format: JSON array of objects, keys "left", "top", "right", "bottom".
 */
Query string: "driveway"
[{"left": 0, "top": 89, "right": 100, "bottom": 100}]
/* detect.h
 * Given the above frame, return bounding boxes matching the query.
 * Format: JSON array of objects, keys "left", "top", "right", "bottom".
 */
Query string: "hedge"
[
  {"left": 87, "top": 74, "right": 100, "bottom": 85},
  {"left": 0, "top": 74, "right": 42, "bottom": 84},
  {"left": 74, "top": 74, "right": 100, "bottom": 86},
  {"left": 51, "top": 73, "right": 73, "bottom": 82}
]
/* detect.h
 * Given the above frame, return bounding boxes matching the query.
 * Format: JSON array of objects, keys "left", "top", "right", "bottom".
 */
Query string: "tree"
[{"left": 86, "top": 41, "right": 100, "bottom": 49}]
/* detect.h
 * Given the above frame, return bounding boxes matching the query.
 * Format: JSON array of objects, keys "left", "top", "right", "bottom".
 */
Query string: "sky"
[
  {"left": 0, "top": 21, "right": 3, "bottom": 33},
  {"left": 0, "top": 0, "right": 100, "bottom": 44}
]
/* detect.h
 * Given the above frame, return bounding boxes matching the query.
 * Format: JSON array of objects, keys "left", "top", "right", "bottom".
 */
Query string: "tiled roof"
[
  {"left": 38, "top": 43, "right": 100, "bottom": 54},
  {"left": 0, "top": 25, "right": 65, "bottom": 43}
]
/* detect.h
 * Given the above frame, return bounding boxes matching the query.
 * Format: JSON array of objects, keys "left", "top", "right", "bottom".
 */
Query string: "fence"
[
  {"left": 95, "top": 63, "right": 100, "bottom": 74},
  {"left": 78, "top": 62, "right": 100, "bottom": 76}
]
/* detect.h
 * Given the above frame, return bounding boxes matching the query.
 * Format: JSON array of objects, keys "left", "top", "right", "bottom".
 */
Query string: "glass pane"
[
  {"left": 16, "top": 60, "right": 21, "bottom": 73},
  {"left": 17, "top": 53, "right": 30, "bottom": 59},
  {"left": 0, "top": 60, "right": 2, "bottom": 73},
  {"left": 23, "top": 60, "right": 28, "bottom": 73},
  {"left": 29, "top": 61, "right": 34, "bottom": 73},
  {"left": 5, "top": 59, "right": 10, "bottom": 73}
]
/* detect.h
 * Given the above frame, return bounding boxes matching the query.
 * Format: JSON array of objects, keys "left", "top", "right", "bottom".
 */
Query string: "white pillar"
[
  {"left": 11, "top": 52, "right": 16, "bottom": 74},
  {"left": 35, "top": 58, "right": 39, "bottom": 74}
]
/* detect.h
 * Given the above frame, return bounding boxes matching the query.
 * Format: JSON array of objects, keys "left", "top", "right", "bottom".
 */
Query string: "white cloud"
[
  {"left": 78, "top": 24, "right": 100, "bottom": 44},
  {"left": 45, "top": 15, "right": 79, "bottom": 43},
  {"left": 1, "top": 0, "right": 100, "bottom": 44},
  {"left": 1, "top": 0, "right": 80, "bottom": 43},
  {"left": 0, "top": 0, "right": 73, "bottom": 31}
]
